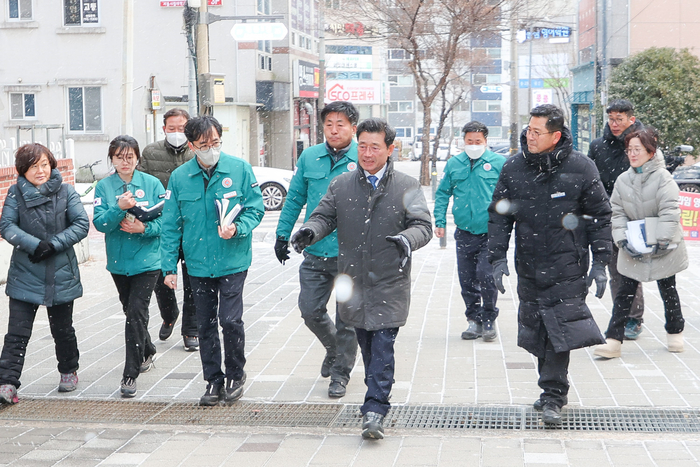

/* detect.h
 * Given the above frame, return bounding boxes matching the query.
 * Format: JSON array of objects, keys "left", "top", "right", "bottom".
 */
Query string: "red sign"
[
  {"left": 160, "top": 0, "right": 222, "bottom": 6},
  {"left": 679, "top": 191, "right": 700, "bottom": 240}
]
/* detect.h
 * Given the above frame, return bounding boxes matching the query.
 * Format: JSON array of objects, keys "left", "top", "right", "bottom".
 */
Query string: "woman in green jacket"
[{"left": 93, "top": 136, "right": 165, "bottom": 398}]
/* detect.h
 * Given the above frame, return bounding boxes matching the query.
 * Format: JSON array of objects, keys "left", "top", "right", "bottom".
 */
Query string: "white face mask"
[
  {"left": 465, "top": 145, "right": 486, "bottom": 160},
  {"left": 165, "top": 132, "right": 188, "bottom": 148},
  {"left": 196, "top": 147, "right": 221, "bottom": 166}
]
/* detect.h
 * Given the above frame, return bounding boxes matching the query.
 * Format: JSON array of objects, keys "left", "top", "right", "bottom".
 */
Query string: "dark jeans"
[
  {"left": 190, "top": 271, "right": 247, "bottom": 385},
  {"left": 0, "top": 299, "right": 79, "bottom": 389},
  {"left": 355, "top": 327, "right": 399, "bottom": 417},
  {"left": 298, "top": 252, "right": 357, "bottom": 384},
  {"left": 154, "top": 251, "right": 198, "bottom": 337},
  {"left": 606, "top": 274, "right": 684, "bottom": 341},
  {"left": 609, "top": 245, "right": 644, "bottom": 322},
  {"left": 455, "top": 229, "right": 498, "bottom": 323},
  {"left": 112, "top": 271, "right": 159, "bottom": 380},
  {"left": 537, "top": 334, "right": 570, "bottom": 409}
]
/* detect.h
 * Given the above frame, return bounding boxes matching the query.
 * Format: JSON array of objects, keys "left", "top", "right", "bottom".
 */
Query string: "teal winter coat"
[
  {"left": 276, "top": 142, "right": 358, "bottom": 257},
  {"left": 93, "top": 170, "right": 165, "bottom": 275},
  {"left": 0, "top": 169, "right": 89, "bottom": 306},
  {"left": 161, "top": 153, "right": 265, "bottom": 278},
  {"left": 434, "top": 150, "right": 506, "bottom": 234}
]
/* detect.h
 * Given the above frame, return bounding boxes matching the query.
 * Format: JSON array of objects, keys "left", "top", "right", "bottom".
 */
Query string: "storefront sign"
[
  {"left": 160, "top": 0, "right": 222, "bottom": 6},
  {"left": 325, "top": 81, "right": 381, "bottom": 104},
  {"left": 295, "top": 60, "right": 319, "bottom": 98}
]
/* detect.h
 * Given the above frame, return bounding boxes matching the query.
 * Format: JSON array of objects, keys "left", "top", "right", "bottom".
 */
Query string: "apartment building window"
[
  {"left": 258, "top": 40, "right": 272, "bottom": 71},
  {"left": 10, "top": 92, "right": 35, "bottom": 119},
  {"left": 9, "top": 0, "right": 32, "bottom": 20},
  {"left": 388, "top": 101, "right": 413, "bottom": 112},
  {"left": 395, "top": 127, "right": 413, "bottom": 138},
  {"left": 388, "top": 49, "right": 411, "bottom": 61},
  {"left": 325, "top": 0, "right": 340, "bottom": 9},
  {"left": 472, "top": 100, "right": 501, "bottom": 112},
  {"left": 487, "top": 126, "right": 502, "bottom": 138},
  {"left": 388, "top": 75, "right": 413, "bottom": 86},
  {"left": 68, "top": 86, "right": 101, "bottom": 132},
  {"left": 472, "top": 74, "right": 501, "bottom": 85},
  {"left": 64, "top": 0, "right": 98, "bottom": 26}
]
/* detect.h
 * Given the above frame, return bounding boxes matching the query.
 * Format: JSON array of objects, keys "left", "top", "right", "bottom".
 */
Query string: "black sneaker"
[
  {"left": 200, "top": 382, "right": 224, "bottom": 406},
  {"left": 361, "top": 411, "right": 385, "bottom": 439},
  {"left": 542, "top": 402, "right": 562, "bottom": 425},
  {"left": 120, "top": 377, "right": 137, "bottom": 398},
  {"left": 139, "top": 355, "right": 155, "bottom": 373},
  {"left": 461, "top": 320, "right": 483, "bottom": 340},
  {"left": 482, "top": 321, "right": 497, "bottom": 342},
  {"left": 321, "top": 353, "right": 335, "bottom": 378},
  {"left": 223, "top": 372, "right": 247, "bottom": 404},
  {"left": 183, "top": 336, "right": 199, "bottom": 352},
  {"left": 328, "top": 380, "right": 346, "bottom": 398},
  {"left": 534, "top": 395, "right": 568, "bottom": 411},
  {"left": 159, "top": 321, "right": 175, "bottom": 341}
]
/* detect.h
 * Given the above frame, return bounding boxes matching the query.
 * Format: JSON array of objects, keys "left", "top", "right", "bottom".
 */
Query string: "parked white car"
[
  {"left": 252, "top": 166, "right": 293, "bottom": 211},
  {"left": 411, "top": 141, "right": 450, "bottom": 161}
]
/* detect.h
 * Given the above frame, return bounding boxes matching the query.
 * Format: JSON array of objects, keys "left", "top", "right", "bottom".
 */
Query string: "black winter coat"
[
  {"left": 588, "top": 121, "right": 644, "bottom": 196},
  {"left": 488, "top": 128, "right": 612, "bottom": 357}
]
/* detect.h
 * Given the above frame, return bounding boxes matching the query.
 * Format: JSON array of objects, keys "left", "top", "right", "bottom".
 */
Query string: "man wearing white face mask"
[
  {"left": 434, "top": 121, "right": 506, "bottom": 341},
  {"left": 161, "top": 115, "right": 264, "bottom": 406},
  {"left": 140, "top": 109, "right": 199, "bottom": 352}
]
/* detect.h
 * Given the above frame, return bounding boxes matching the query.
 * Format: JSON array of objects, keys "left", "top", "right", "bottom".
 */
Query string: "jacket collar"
[
  {"left": 453, "top": 149, "right": 499, "bottom": 167},
  {"left": 603, "top": 120, "right": 643, "bottom": 145},
  {"left": 324, "top": 140, "right": 358, "bottom": 163},
  {"left": 17, "top": 168, "right": 62, "bottom": 204},
  {"left": 187, "top": 152, "right": 232, "bottom": 178},
  {"left": 520, "top": 126, "right": 574, "bottom": 174},
  {"left": 634, "top": 152, "right": 665, "bottom": 174}
]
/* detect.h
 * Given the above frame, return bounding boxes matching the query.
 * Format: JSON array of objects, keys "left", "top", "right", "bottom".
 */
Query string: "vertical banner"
[{"left": 679, "top": 191, "right": 700, "bottom": 240}]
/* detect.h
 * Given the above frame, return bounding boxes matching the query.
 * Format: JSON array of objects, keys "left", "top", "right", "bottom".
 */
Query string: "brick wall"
[{"left": 0, "top": 158, "right": 75, "bottom": 211}]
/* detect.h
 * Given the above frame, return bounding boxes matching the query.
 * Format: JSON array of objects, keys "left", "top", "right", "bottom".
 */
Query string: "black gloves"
[
  {"left": 274, "top": 237, "right": 291, "bottom": 264},
  {"left": 618, "top": 240, "right": 643, "bottom": 259},
  {"left": 28, "top": 240, "right": 55, "bottom": 264},
  {"left": 386, "top": 235, "right": 411, "bottom": 268},
  {"left": 491, "top": 259, "right": 510, "bottom": 294},
  {"left": 586, "top": 262, "right": 607, "bottom": 298},
  {"left": 290, "top": 228, "right": 314, "bottom": 253}
]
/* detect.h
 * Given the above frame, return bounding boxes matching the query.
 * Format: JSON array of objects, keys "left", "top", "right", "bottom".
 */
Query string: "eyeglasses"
[
  {"left": 358, "top": 144, "right": 385, "bottom": 154},
  {"left": 193, "top": 141, "right": 222, "bottom": 151},
  {"left": 113, "top": 155, "right": 135, "bottom": 163},
  {"left": 626, "top": 147, "right": 647, "bottom": 156},
  {"left": 526, "top": 127, "right": 556, "bottom": 138},
  {"left": 608, "top": 117, "right": 628, "bottom": 125}
]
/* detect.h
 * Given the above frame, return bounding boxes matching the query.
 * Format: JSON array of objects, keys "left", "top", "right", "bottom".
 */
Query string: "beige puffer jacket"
[{"left": 610, "top": 152, "right": 688, "bottom": 282}]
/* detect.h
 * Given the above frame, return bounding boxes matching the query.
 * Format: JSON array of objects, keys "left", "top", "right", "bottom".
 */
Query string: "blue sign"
[
  {"left": 518, "top": 79, "right": 544, "bottom": 89},
  {"left": 519, "top": 26, "right": 571, "bottom": 43}
]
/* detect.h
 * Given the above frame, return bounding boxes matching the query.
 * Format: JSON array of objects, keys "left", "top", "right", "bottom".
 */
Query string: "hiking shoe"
[
  {"left": 321, "top": 353, "right": 335, "bottom": 378},
  {"left": 200, "top": 382, "right": 224, "bottom": 406},
  {"left": 139, "top": 355, "right": 155, "bottom": 373},
  {"left": 223, "top": 372, "right": 247, "bottom": 404},
  {"left": 0, "top": 384, "right": 18, "bottom": 404},
  {"left": 328, "top": 380, "right": 347, "bottom": 398},
  {"left": 624, "top": 318, "right": 643, "bottom": 340},
  {"left": 461, "top": 320, "right": 483, "bottom": 340},
  {"left": 361, "top": 411, "right": 385, "bottom": 439},
  {"left": 482, "top": 321, "right": 497, "bottom": 342},
  {"left": 542, "top": 402, "right": 562, "bottom": 425},
  {"left": 183, "top": 336, "right": 199, "bottom": 352},
  {"left": 120, "top": 377, "right": 137, "bottom": 398},
  {"left": 58, "top": 372, "right": 78, "bottom": 392}
]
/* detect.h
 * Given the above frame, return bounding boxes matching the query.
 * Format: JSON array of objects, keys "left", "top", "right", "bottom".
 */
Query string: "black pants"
[
  {"left": 298, "top": 252, "right": 357, "bottom": 384},
  {"left": 0, "top": 299, "right": 79, "bottom": 389},
  {"left": 153, "top": 252, "right": 198, "bottom": 337},
  {"left": 609, "top": 245, "right": 644, "bottom": 322},
  {"left": 455, "top": 229, "right": 499, "bottom": 324},
  {"left": 606, "top": 274, "right": 684, "bottom": 342},
  {"left": 537, "top": 334, "right": 570, "bottom": 408},
  {"left": 190, "top": 271, "right": 247, "bottom": 385},
  {"left": 355, "top": 327, "right": 399, "bottom": 417},
  {"left": 111, "top": 271, "right": 159, "bottom": 379}
]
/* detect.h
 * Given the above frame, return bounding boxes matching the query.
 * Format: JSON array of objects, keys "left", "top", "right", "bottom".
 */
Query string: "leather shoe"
[
  {"left": 542, "top": 402, "right": 562, "bottom": 425},
  {"left": 321, "top": 353, "right": 335, "bottom": 378},
  {"left": 533, "top": 395, "right": 567, "bottom": 411},
  {"left": 183, "top": 336, "right": 199, "bottom": 352},
  {"left": 328, "top": 380, "right": 346, "bottom": 398},
  {"left": 361, "top": 411, "right": 385, "bottom": 439}
]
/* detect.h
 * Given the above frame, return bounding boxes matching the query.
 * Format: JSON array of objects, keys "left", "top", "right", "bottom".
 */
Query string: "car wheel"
[
  {"left": 259, "top": 182, "right": 286, "bottom": 211},
  {"left": 679, "top": 184, "right": 700, "bottom": 193}
]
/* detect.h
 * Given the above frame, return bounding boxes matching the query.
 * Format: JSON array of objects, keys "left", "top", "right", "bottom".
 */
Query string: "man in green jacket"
[
  {"left": 161, "top": 116, "right": 264, "bottom": 406},
  {"left": 274, "top": 101, "right": 359, "bottom": 398},
  {"left": 140, "top": 108, "right": 198, "bottom": 351},
  {"left": 434, "top": 121, "right": 506, "bottom": 342}
]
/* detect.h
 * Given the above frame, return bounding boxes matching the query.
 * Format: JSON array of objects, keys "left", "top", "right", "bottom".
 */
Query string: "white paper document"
[{"left": 215, "top": 199, "right": 242, "bottom": 227}]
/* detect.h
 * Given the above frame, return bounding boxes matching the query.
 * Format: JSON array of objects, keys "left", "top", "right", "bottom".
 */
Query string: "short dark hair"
[
  {"left": 15, "top": 143, "right": 57, "bottom": 177},
  {"left": 356, "top": 118, "right": 396, "bottom": 148},
  {"left": 530, "top": 104, "right": 565, "bottom": 132},
  {"left": 625, "top": 129, "right": 657, "bottom": 155},
  {"left": 644, "top": 124, "right": 659, "bottom": 142},
  {"left": 184, "top": 116, "right": 223, "bottom": 143},
  {"left": 606, "top": 99, "right": 634, "bottom": 117},
  {"left": 163, "top": 108, "right": 190, "bottom": 126},
  {"left": 320, "top": 101, "right": 359, "bottom": 126},
  {"left": 108, "top": 135, "right": 141, "bottom": 162},
  {"left": 462, "top": 121, "right": 489, "bottom": 138}
]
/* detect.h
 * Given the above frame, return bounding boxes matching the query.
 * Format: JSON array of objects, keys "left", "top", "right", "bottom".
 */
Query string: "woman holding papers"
[
  {"left": 595, "top": 129, "right": 688, "bottom": 358},
  {"left": 93, "top": 136, "right": 166, "bottom": 397}
]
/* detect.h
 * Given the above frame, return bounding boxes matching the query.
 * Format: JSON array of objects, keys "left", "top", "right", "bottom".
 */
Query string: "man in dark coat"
[
  {"left": 588, "top": 99, "right": 645, "bottom": 339},
  {"left": 291, "top": 118, "right": 432, "bottom": 440},
  {"left": 488, "top": 104, "right": 612, "bottom": 424}
]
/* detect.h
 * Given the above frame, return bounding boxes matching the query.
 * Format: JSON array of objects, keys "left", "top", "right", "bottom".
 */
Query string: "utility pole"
[
  {"left": 121, "top": 0, "right": 134, "bottom": 135},
  {"left": 316, "top": 2, "right": 326, "bottom": 144},
  {"left": 509, "top": 1, "right": 519, "bottom": 155},
  {"left": 196, "top": 1, "right": 211, "bottom": 115}
]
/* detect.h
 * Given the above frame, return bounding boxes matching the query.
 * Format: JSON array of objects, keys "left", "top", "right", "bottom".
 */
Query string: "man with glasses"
[
  {"left": 488, "top": 104, "right": 612, "bottom": 425},
  {"left": 161, "top": 116, "right": 264, "bottom": 406},
  {"left": 140, "top": 108, "right": 199, "bottom": 352},
  {"left": 588, "top": 99, "right": 645, "bottom": 340}
]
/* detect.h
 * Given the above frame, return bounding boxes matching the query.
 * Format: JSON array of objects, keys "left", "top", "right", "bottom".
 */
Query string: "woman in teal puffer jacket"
[{"left": 0, "top": 144, "right": 89, "bottom": 404}]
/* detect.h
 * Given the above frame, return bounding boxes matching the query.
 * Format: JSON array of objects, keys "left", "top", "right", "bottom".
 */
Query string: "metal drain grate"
[{"left": 2, "top": 400, "right": 700, "bottom": 432}]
